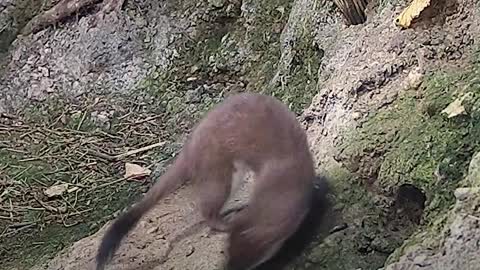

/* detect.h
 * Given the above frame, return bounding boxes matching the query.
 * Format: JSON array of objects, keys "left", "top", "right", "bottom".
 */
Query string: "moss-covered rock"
[
  {"left": 384, "top": 151, "right": 480, "bottom": 269},
  {"left": 140, "top": 0, "right": 323, "bottom": 117},
  {"left": 339, "top": 57, "right": 480, "bottom": 220},
  {"left": 335, "top": 50, "right": 480, "bottom": 268}
]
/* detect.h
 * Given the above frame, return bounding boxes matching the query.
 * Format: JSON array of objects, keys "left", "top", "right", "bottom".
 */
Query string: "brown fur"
[{"left": 96, "top": 92, "right": 315, "bottom": 270}]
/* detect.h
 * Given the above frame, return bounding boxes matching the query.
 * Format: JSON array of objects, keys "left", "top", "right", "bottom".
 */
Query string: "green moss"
[
  {"left": 385, "top": 211, "right": 449, "bottom": 265},
  {"left": 338, "top": 53, "right": 480, "bottom": 266},
  {"left": 0, "top": 89, "right": 187, "bottom": 268},
  {"left": 307, "top": 84, "right": 475, "bottom": 268},
  {"left": 0, "top": 0, "right": 56, "bottom": 54},
  {"left": 341, "top": 64, "right": 480, "bottom": 213},
  {"left": 386, "top": 153, "right": 480, "bottom": 265},
  {"left": 141, "top": 0, "right": 322, "bottom": 119},
  {"left": 0, "top": 136, "right": 147, "bottom": 268},
  {"left": 0, "top": 182, "right": 143, "bottom": 269},
  {"left": 240, "top": 0, "right": 323, "bottom": 114},
  {"left": 260, "top": 27, "right": 322, "bottom": 113},
  {"left": 294, "top": 166, "right": 403, "bottom": 270},
  {"left": 0, "top": 1, "right": 320, "bottom": 269}
]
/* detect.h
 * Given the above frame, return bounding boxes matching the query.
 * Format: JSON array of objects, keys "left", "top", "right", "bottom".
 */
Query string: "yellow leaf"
[
  {"left": 441, "top": 93, "right": 472, "bottom": 118},
  {"left": 395, "top": 0, "right": 431, "bottom": 29}
]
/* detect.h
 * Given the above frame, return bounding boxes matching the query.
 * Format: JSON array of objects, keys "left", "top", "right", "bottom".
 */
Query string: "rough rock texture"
[
  {"left": 0, "top": 0, "right": 479, "bottom": 269},
  {"left": 382, "top": 152, "right": 480, "bottom": 270},
  {"left": 0, "top": 0, "right": 21, "bottom": 54},
  {"left": 303, "top": 0, "right": 479, "bottom": 167},
  {"left": 292, "top": 0, "right": 480, "bottom": 268},
  {"left": 0, "top": 0, "right": 182, "bottom": 113}
]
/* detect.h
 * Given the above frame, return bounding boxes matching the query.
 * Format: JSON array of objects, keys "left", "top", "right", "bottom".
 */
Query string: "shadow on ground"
[{"left": 256, "top": 175, "right": 336, "bottom": 270}]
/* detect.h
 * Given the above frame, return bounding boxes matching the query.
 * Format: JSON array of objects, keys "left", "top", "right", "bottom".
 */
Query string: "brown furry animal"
[{"left": 95, "top": 92, "right": 316, "bottom": 270}]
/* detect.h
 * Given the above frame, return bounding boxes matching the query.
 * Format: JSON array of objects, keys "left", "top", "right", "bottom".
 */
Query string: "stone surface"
[
  {"left": 383, "top": 152, "right": 480, "bottom": 270},
  {"left": 0, "top": 0, "right": 478, "bottom": 269}
]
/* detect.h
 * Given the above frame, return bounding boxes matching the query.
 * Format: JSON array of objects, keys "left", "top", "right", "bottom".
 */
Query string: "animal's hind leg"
[
  {"left": 225, "top": 207, "right": 288, "bottom": 270},
  {"left": 195, "top": 165, "right": 233, "bottom": 232}
]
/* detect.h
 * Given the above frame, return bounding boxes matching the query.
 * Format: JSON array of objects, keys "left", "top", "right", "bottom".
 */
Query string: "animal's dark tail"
[{"left": 95, "top": 154, "right": 189, "bottom": 270}]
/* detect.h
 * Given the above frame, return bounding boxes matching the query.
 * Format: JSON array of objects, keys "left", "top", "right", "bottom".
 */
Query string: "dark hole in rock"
[{"left": 393, "top": 184, "right": 427, "bottom": 225}]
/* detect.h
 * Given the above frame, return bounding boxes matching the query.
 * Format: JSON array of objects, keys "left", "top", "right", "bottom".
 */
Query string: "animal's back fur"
[
  {"left": 96, "top": 93, "right": 315, "bottom": 270},
  {"left": 185, "top": 93, "right": 312, "bottom": 172}
]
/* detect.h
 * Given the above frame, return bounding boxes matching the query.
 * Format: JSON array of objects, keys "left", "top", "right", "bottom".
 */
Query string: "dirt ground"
[
  {"left": 30, "top": 172, "right": 331, "bottom": 270},
  {"left": 31, "top": 184, "right": 233, "bottom": 270}
]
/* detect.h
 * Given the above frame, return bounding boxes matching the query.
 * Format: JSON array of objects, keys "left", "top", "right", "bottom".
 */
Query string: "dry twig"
[
  {"left": 87, "top": 141, "right": 165, "bottom": 161},
  {"left": 22, "top": 0, "right": 101, "bottom": 35}
]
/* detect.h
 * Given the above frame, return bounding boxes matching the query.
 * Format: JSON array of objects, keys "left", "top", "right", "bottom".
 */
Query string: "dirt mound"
[{"left": 30, "top": 184, "right": 229, "bottom": 270}]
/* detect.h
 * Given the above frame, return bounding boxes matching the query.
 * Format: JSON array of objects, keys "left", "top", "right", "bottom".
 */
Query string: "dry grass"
[{"left": 0, "top": 93, "right": 191, "bottom": 266}]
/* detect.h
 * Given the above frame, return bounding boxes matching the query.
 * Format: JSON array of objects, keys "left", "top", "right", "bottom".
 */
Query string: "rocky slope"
[{"left": 0, "top": 0, "right": 479, "bottom": 269}]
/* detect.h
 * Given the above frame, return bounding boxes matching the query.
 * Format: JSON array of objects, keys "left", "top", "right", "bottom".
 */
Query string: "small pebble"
[
  {"left": 454, "top": 187, "right": 473, "bottom": 201},
  {"left": 352, "top": 112, "right": 362, "bottom": 120},
  {"left": 185, "top": 245, "right": 195, "bottom": 257},
  {"left": 147, "top": 226, "right": 159, "bottom": 234},
  {"left": 413, "top": 254, "right": 431, "bottom": 267},
  {"left": 329, "top": 223, "right": 348, "bottom": 234}
]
